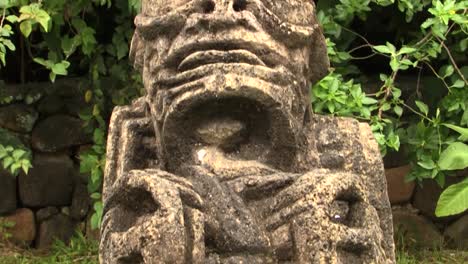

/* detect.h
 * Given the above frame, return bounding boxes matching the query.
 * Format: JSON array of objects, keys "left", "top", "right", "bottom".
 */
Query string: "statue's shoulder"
[
  {"left": 104, "top": 97, "right": 160, "bottom": 196},
  {"left": 308, "top": 114, "right": 381, "bottom": 167}
]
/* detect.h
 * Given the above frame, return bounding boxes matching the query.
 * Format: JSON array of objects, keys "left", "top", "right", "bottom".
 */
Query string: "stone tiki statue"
[{"left": 99, "top": 0, "right": 396, "bottom": 263}]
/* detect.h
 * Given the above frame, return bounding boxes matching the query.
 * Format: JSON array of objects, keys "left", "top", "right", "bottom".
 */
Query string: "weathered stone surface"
[
  {"left": 0, "top": 169, "right": 16, "bottom": 215},
  {"left": 70, "top": 184, "right": 90, "bottom": 220},
  {"left": 36, "top": 213, "right": 76, "bottom": 249},
  {"left": 392, "top": 209, "right": 443, "bottom": 249},
  {"left": 385, "top": 165, "right": 415, "bottom": 204},
  {"left": 99, "top": 0, "right": 395, "bottom": 263},
  {"left": 0, "top": 104, "right": 38, "bottom": 133},
  {"left": 19, "top": 153, "right": 75, "bottom": 207},
  {"left": 0, "top": 208, "right": 36, "bottom": 245},
  {"left": 31, "top": 115, "right": 91, "bottom": 152},
  {"left": 444, "top": 214, "right": 468, "bottom": 249},
  {"left": 413, "top": 178, "right": 463, "bottom": 222},
  {"left": 36, "top": 207, "right": 59, "bottom": 222}
]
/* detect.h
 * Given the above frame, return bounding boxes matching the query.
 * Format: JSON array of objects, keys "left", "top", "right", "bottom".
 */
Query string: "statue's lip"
[
  {"left": 165, "top": 39, "right": 287, "bottom": 71},
  {"left": 178, "top": 49, "right": 266, "bottom": 72}
]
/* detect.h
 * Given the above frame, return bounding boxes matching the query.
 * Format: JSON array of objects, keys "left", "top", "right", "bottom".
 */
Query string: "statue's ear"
[
  {"left": 129, "top": 31, "right": 145, "bottom": 71},
  {"left": 309, "top": 26, "right": 330, "bottom": 84}
]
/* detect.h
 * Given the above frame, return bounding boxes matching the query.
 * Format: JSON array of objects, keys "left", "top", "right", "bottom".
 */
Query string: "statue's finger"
[
  {"left": 264, "top": 176, "right": 317, "bottom": 216},
  {"left": 177, "top": 184, "right": 204, "bottom": 210},
  {"left": 150, "top": 169, "right": 195, "bottom": 189},
  {"left": 265, "top": 197, "right": 314, "bottom": 231},
  {"left": 227, "top": 173, "right": 298, "bottom": 198}
]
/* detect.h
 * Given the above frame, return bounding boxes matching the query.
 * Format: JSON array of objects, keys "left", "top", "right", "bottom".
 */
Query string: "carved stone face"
[{"left": 130, "top": 0, "right": 329, "bottom": 171}]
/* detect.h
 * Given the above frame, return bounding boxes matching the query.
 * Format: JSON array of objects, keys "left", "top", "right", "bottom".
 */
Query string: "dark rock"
[
  {"left": 0, "top": 104, "right": 38, "bottom": 133},
  {"left": 385, "top": 165, "right": 415, "bottom": 204},
  {"left": 444, "top": 214, "right": 468, "bottom": 249},
  {"left": 0, "top": 128, "right": 31, "bottom": 149},
  {"left": 0, "top": 208, "right": 36, "bottom": 245},
  {"left": 412, "top": 178, "right": 463, "bottom": 222},
  {"left": 36, "top": 207, "right": 59, "bottom": 222},
  {"left": 52, "top": 78, "right": 87, "bottom": 98},
  {"left": 0, "top": 169, "right": 16, "bottom": 215},
  {"left": 18, "top": 153, "right": 75, "bottom": 207},
  {"left": 70, "top": 184, "right": 90, "bottom": 220},
  {"left": 383, "top": 149, "right": 409, "bottom": 168},
  {"left": 0, "top": 84, "right": 27, "bottom": 105},
  {"left": 72, "top": 164, "right": 89, "bottom": 185},
  {"left": 36, "top": 213, "right": 76, "bottom": 249},
  {"left": 31, "top": 115, "right": 91, "bottom": 152},
  {"left": 37, "top": 94, "right": 66, "bottom": 115},
  {"left": 61, "top": 206, "right": 71, "bottom": 216},
  {"left": 392, "top": 209, "right": 443, "bottom": 249},
  {"left": 63, "top": 96, "right": 90, "bottom": 117}
]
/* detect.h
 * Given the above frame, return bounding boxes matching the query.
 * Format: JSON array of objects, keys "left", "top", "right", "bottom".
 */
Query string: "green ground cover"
[{"left": 1, "top": 234, "right": 467, "bottom": 264}]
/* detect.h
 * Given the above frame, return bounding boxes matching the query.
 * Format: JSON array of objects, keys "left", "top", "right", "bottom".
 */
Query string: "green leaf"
[
  {"left": 373, "top": 45, "right": 393, "bottom": 54},
  {"left": 362, "top": 97, "right": 378, "bottom": 105},
  {"left": 19, "top": 21, "right": 32, "bottom": 37},
  {"left": 415, "top": 100, "right": 429, "bottom": 116},
  {"left": 445, "top": 66, "right": 454, "bottom": 77},
  {"left": 3, "top": 156, "right": 14, "bottom": 169},
  {"left": 390, "top": 57, "right": 400, "bottom": 72},
  {"left": 435, "top": 178, "right": 468, "bottom": 217},
  {"left": 6, "top": 15, "right": 18, "bottom": 23},
  {"left": 418, "top": 158, "right": 437, "bottom": 170},
  {"left": 398, "top": 46, "right": 417, "bottom": 55},
  {"left": 33, "top": 58, "right": 53, "bottom": 68},
  {"left": 35, "top": 9, "right": 50, "bottom": 32},
  {"left": 452, "top": 79, "right": 465, "bottom": 88},
  {"left": 438, "top": 142, "right": 468, "bottom": 171},
  {"left": 394, "top": 105, "right": 403, "bottom": 117},
  {"left": 21, "top": 159, "right": 31, "bottom": 174},
  {"left": 12, "top": 149, "right": 26, "bottom": 160},
  {"left": 51, "top": 61, "right": 70, "bottom": 76},
  {"left": 90, "top": 192, "right": 101, "bottom": 200},
  {"left": 443, "top": 124, "right": 468, "bottom": 141}
]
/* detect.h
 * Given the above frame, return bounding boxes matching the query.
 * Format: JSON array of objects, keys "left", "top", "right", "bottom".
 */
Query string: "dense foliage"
[
  {"left": 315, "top": 0, "right": 467, "bottom": 217},
  {"left": 0, "top": 0, "right": 467, "bottom": 227}
]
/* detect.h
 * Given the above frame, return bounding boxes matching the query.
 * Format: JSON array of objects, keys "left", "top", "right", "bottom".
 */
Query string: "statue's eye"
[
  {"left": 142, "top": 0, "right": 192, "bottom": 16},
  {"left": 261, "top": 0, "right": 315, "bottom": 26}
]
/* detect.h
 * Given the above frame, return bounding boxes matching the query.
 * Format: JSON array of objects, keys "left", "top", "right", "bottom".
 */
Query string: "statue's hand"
[
  {"left": 100, "top": 169, "right": 203, "bottom": 264},
  {"left": 261, "top": 171, "right": 385, "bottom": 262},
  {"left": 262, "top": 170, "right": 362, "bottom": 231}
]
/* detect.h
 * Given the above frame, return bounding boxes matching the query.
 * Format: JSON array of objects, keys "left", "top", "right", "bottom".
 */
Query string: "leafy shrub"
[
  {"left": 314, "top": 0, "right": 467, "bottom": 216},
  {"left": 0, "top": 128, "right": 31, "bottom": 175}
]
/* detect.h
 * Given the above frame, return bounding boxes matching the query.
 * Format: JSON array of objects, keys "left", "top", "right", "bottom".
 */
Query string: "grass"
[
  {"left": 0, "top": 233, "right": 98, "bottom": 264},
  {"left": 397, "top": 249, "right": 468, "bottom": 264},
  {"left": 0, "top": 234, "right": 467, "bottom": 263}
]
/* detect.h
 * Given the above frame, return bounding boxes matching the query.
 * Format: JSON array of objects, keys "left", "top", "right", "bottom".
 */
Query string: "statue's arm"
[{"left": 99, "top": 169, "right": 204, "bottom": 264}]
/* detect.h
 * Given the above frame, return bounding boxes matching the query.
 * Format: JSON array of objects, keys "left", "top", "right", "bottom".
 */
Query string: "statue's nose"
[
  {"left": 199, "top": 0, "right": 248, "bottom": 14},
  {"left": 184, "top": 0, "right": 254, "bottom": 33}
]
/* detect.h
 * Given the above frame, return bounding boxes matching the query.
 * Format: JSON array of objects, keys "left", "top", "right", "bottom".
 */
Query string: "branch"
[
  {"left": 0, "top": 8, "right": 6, "bottom": 28},
  {"left": 437, "top": 36, "right": 468, "bottom": 85}
]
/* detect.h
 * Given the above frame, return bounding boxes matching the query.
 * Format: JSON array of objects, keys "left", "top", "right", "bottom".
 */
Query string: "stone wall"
[
  {"left": 0, "top": 79, "right": 98, "bottom": 249},
  {"left": 384, "top": 154, "right": 468, "bottom": 250},
  {"left": 0, "top": 79, "right": 466, "bottom": 250}
]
